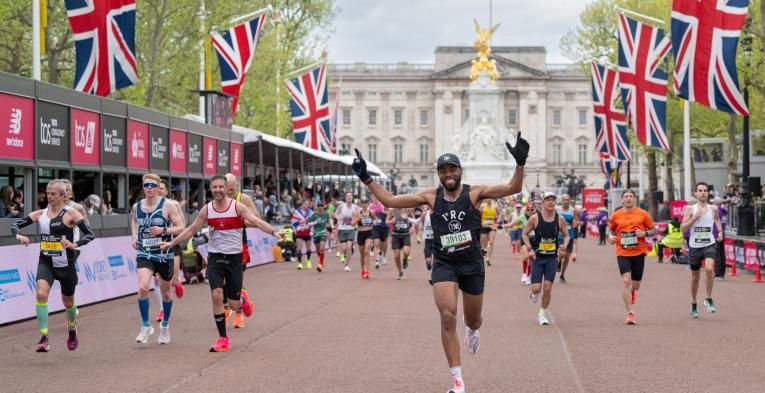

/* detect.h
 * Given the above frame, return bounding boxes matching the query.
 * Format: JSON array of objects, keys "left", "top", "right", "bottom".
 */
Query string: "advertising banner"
[
  {"left": 203, "top": 137, "right": 217, "bottom": 176},
  {"left": 198, "top": 228, "right": 279, "bottom": 269},
  {"left": 187, "top": 133, "right": 202, "bottom": 174},
  {"left": 36, "top": 101, "right": 69, "bottom": 162},
  {"left": 670, "top": 200, "right": 688, "bottom": 220},
  {"left": 101, "top": 115, "right": 126, "bottom": 167},
  {"left": 759, "top": 242, "right": 765, "bottom": 268},
  {"left": 71, "top": 108, "right": 100, "bottom": 166},
  {"left": 230, "top": 143, "right": 242, "bottom": 176},
  {"left": 149, "top": 125, "right": 169, "bottom": 172},
  {"left": 582, "top": 188, "right": 605, "bottom": 211},
  {"left": 744, "top": 240, "right": 759, "bottom": 270},
  {"left": 724, "top": 238, "right": 735, "bottom": 266},
  {"left": 127, "top": 120, "right": 149, "bottom": 169},
  {"left": 735, "top": 239, "right": 745, "bottom": 266},
  {"left": 217, "top": 140, "right": 230, "bottom": 174},
  {"left": 169, "top": 130, "right": 187, "bottom": 173},
  {"left": 0, "top": 92, "right": 34, "bottom": 161}
]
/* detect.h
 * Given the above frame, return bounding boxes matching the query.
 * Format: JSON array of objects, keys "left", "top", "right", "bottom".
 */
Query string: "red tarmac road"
[{"left": 2, "top": 235, "right": 765, "bottom": 392}]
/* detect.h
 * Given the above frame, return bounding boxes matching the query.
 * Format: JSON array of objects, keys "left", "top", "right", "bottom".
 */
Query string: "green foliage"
[{"left": 0, "top": 0, "right": 335, "bottom": 138}]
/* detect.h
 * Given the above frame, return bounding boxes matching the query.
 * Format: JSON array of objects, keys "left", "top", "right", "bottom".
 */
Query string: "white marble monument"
[{"left": 452, "top": 72, "right": 518, "bottom": 185}]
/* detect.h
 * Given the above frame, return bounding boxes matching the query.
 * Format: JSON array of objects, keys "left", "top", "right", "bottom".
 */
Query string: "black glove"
[
  {"left": 506, "top": 131, "right": 530, "bottom": 167},
  {"left": 352, "top": 148, "right": 373, "bottom": 184}
]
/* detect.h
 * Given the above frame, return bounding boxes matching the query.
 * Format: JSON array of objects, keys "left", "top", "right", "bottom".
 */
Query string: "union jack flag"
[
  {"left": 671, "top": 0, "right": 750, "bottom": 115},
  {"left": 211, "top": 14, "right": 266, "bottom": 117},
  {"left": 285, "top": 64, "right": 334, "bottom": 153},
  {"left": 64, "top": 0, "right": 138, "bottom": 97},
  {"left": 618, "top": 13, "right": 671, "bottom": 151},
  {"left": 591, "top": 62, "right": 631, "bottom": 161},
  {"left": 600, "top": 152, "right": 623, "bottom": 189}
]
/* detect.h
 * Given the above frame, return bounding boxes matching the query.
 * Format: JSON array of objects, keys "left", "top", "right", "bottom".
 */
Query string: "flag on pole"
[
  {"left": 328, "top": 85, "right": 340, "bottom": 154},
  {"left": 285, "top": 64, "right": 334, "bottom": 153},
  {"left": 210, "top": 13, "right": 267, "bottom": 117},
  {"left": 670, "top": 0, "right": 750, "bottom": 115},
  {"left": 64, "top": 0, "right": 138, "bottom": 97},
  {"left": 591, "top": 62, "right": 631, "bottom": 161},
  {"left": 617, "top": 13, "right": 671, "bottom": 151},
  {"left": 600, "top": 152, "right": 623, "bottom": 189}
]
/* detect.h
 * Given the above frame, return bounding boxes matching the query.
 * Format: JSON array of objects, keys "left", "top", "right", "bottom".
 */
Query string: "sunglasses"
[{"left": 143, "top": 183, "right": 159, "bottom": 189}]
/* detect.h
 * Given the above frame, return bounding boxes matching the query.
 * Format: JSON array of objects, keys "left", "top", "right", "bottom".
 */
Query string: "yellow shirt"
[{"left": 480, "top": 201, "right": 497, "bottom": 227}]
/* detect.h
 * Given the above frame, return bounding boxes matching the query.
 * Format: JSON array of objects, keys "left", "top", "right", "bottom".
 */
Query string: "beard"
[{"left": 440, "top": 175, "right": 462, "bottom": 191}]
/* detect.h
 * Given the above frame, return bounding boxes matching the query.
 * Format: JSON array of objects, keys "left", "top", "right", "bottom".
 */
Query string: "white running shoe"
[
  {"left": 382, "top": 257, "right": 388, "bottom": 265},
  {"left": 538, "top": 313, "right": 550, "bottom": 326},
  {"left": 158, "top": 324, "right": 171, "bottom": 344},
  {"left": 529, "top": 292, "right": 539, "bottom": 303},
  {"left": 136, "top": 326, "right": 155, "bottom": 343},
  {"left": 374, "top": 261, "right": 380, "bottom": 269},
  {"left": 344, "top": 265, "right": 351, "bottom": 272},
  {"left": 524, "top": 276, "right": 531, "bottom": 286},
  {"left": 369, "top": 249, "right": 374, "bottom": 257},
  {"left": 520, "top": 274, "right": 526, "bottom": 283},
  {"left": 464, "top": 326, "right": 480, "bottom": 354},
  {"left": 446, "top": 378, "right": 466, "bottom": 393}
]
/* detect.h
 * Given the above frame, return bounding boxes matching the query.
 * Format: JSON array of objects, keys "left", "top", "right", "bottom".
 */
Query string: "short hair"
[
  {"left": 211, "top": 174, "right": 226, "bottom": 184},
  {"left": 59, "top": 178, "right": 72, "bottom": 191},
  {"left": 621, "top": 189, "right": 636, "bottom": 197},
  {"left": 47, "top": 179, "right": 67, "bottom": 194},
  {"left": 224, "top": 173, "right": 237, "bottom": 186},
  {"left": 695, "top": 182, "right": 709, "bottom": 192},
  {"left": 160, "top": 179, "right": 169, "bottom": 189},
  {"left": 561, "top": 194, "right": 571, "bottom": 199},
  {"left": 143, "top": 173, "right": 161, "bottom": 183}
]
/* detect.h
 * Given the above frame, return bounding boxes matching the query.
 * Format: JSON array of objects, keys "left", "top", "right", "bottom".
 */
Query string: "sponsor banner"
[
  {"left": 724, "top": 238, "right": 735, "bottom": 266},
  {"left": 37, "top": 101, "right": 69, "bottom": 162},
  {"left": 0, "top": 92, "right": 34, "bottom": 161},
  {"left": 187, "top": 133, "right": 202, "bottom": 174},
  {"left": 71, "top": 108, "right": 100, "bottom": 166},
  {"left": 203, "top": 137, "right": 217, "bottom": 175},
  {"left": 149, "top": 125, "right": 169, "bottom": 172},
  {"left": 198, "top": 228, "right": 279, "bottom": 269},
  {"left": 230, "top": 143, "right": 242, "bottom": 176},
  {"left": 735, "top": 239, "right": 745, "bottom": 266},
  {"left": 127, "top": 120, "right": 149, "bottom": 169},
  {"left": 217, "top": 140, "right": 230, "bottom": 174},
  {"left": 101, "top": 115, "right": 126, "bottom": 167},
  {"left": 582, "top": 188, "right": 605, "bottom": 211},
  {"left": 670, "top": 200, "right": 688, "bottom": 220},
  {"left": 744, "top": 240, "right": 759, "bottom": 270},
  {"left": 759, "top": 242, "right": 765, "bottom": 268},
  {"left": 169, "top": 130, "right": 187, "bottom": 173}
]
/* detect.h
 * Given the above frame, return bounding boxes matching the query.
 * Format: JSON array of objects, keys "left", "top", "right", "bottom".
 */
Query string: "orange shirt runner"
[{"left": 608, "top": 208, "right": 654, "bottom": 257}]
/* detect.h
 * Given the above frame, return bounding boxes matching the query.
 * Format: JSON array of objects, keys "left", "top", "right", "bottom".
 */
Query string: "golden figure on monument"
[{"left": 470, "top": 19, "right": 500, "bottom": 81}]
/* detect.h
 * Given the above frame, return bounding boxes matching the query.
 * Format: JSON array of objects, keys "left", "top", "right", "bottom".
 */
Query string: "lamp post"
[
  {"left": 273, "top": 9, "right": 282, "bottom": 138},
  {"left": 742, "top": 29, "right": 752, "bottom": 187}
]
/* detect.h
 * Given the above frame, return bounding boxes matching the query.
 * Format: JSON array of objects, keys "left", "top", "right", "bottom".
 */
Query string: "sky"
[{"left": 327, "top": 0, "right": 589, "bottom": 64}]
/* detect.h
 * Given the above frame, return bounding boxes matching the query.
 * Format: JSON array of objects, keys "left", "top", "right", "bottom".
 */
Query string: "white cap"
[{"left": 542, "top": 192, "right": 557, "bottom": 201}]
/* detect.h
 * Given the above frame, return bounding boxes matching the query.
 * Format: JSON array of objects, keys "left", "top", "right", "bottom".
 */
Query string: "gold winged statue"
[{"left": 470, "top": 19, "right": 500, "bottom": 81}]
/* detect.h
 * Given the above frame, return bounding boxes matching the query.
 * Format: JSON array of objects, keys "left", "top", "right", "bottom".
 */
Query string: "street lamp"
[{"left": 272, "top": 8, "right": 282, "bottom": 138}]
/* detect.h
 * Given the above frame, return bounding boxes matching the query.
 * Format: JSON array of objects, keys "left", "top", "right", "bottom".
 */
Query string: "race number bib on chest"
[
  {"left": 395, "top": 222, "right": 409, "bottom": 230},
  {"left": 694, "top": 227, "right": 712, "bottom": 243},
  {"left": 41, "top": 235, "right": 63, "bottom": 257},
  {"left": 361, "top": 217, "right": 373, "bottom": 226},
  {"left": 620, "top": 232, "right": 638, "bottom": 248},
  {"left": 441, "top": 230, "right": 472, "bottom": 250},
  {"left": 342, "top": 218, "right": 352, "bottom": 226},
  {"left": 539, "top": 239, "right": 556, "bottom": 252},
  {"left": 483, "top": 219, "right": 493, "bottom": 226},
  {"left": 424, "top": 228, "right": 433, "bottom": 239},
  {"left": 142, "top": 237, "right": 161, "bottom": 249}
]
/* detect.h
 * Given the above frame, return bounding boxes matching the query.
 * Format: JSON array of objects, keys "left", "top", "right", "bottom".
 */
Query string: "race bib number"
[
  {"left": 440, "top": 230, "right": 472, "bottom": 250},
  {"left": 395, "top": 222, "right": 409, "bottom": 230},
  {"left": 424, "top": 228, "right": 433, "bottom": 239},
  {"left": 620, "top": 232, "right": 638, "bottom": 248},
  {"left": 483, "top": 219, "right": 494, "bottom": 226},
  {"left": 539, "top": 240, "right": 556, "bottom": 252},
  {"left": 142, "top": 237, "right": 161, "bottom": 249},
  {"left": 694, "top": 227, "right": 712, "bottom": 243},
  {"left": 342, "top": 218, "right": 352, "bottom": 226},
  {"left": 361, "top": 217, "right": 373, "bottom": 226},
  {"left": 40, "top": 235, "right": 63, "bottom": 257}
]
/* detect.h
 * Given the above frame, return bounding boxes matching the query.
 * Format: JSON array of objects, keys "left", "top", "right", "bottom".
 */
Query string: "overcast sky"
[{"left": 327, "top": 0, "right": 588, "bottom": 64}]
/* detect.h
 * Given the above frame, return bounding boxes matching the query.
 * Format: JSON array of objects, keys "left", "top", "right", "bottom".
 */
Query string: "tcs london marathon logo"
[
  {"left": 74, "top": 118, "right": 96, "bottom": 154},
  {"left": 40, "top": 116, "right": 65, "bottom": 146},
  {"left": 0, "top": 269, "right": 25, "bottom": 303}
]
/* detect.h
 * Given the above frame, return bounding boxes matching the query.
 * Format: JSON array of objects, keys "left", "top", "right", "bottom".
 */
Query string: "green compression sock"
[
  {"left": 66, "top": 304, "right": 78, "bottom": 326},
  {"left": 36, "top": 302, "right": 49, "bottom": 335}
]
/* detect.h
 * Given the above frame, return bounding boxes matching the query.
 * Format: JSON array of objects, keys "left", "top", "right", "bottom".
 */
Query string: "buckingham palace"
[{"left": 328, "top": 46, "right": 600, "bottom": 191}]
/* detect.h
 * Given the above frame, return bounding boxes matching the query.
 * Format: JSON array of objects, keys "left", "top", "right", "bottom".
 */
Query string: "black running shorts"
[
  {"left": 207, "top": 252, "right": 244, "bottom": 301},
  {"left": 391, "top": 234, "right": 411, "bottom": 250},
  {"left": 689, "top": 245, "right": 718, "bottom": 271},
  {"left": 357, "top": 230, "right": 374, "bottom": 246},
  {"left": 137, "top": 256, "right": 174, "bottom": 282},
  {"left": 372, "top": 225, "right": 389, "bottom": 241},
  {"left": 617, "top": 254, "right": 645, "bottom": 281},
  {"left": 37, "top": 259, "right": 78, "bottom": 297},
  {"left": 430, "top": 257, "right": 485, "bottom": 296}
]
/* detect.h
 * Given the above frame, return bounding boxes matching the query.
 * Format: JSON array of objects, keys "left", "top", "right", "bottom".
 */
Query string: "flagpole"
[
  {"left": 638, "top": 152, "right": 644, "bottom": 201},
  {"left": 616, "top": 8, "right": 665, "bottom": 25},
  {"left": 284, "top": 60, "right": 326, "bottom": 81},
  {"left": 198, "top": 0, "right": 206, "bottom": 117},
  {"left": 32, "top": 0, "right": 41, "bottom": 80},
  {"left": 683, "top": 100, "right": 691, "bottom": 199}
]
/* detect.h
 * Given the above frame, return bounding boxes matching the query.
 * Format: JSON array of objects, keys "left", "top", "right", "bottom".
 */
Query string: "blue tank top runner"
[{"left": 136, "top": 198, "right": 173, "bottom": 262}]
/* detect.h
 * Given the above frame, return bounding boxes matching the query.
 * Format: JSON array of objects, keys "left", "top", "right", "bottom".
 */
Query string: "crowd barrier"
[{"left": 0, "top": 228, "right": 279, "bottom": 325}]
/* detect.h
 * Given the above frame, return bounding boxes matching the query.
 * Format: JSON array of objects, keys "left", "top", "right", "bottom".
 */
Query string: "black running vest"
[
  {"left": 431, "top": 185, "right": 482, "bottom": 262},
  {"left": 531, "top": 212, "right": 559, "bottom": 257},
  {"left": 39, "top": 207, "right": 77, "bottom": 266}
]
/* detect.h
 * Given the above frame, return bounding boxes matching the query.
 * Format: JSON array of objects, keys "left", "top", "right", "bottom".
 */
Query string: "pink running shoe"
[
  {"left": 240, "top": 289, "right": 253, "bottom": 318},
  {"left": 209, "top": 336, "right": 230, "bottom": 352},
  {"left": 66, "top": 324, "right": 79, "bottom": 351},
  {"left": 175, "top": 283, "right": 185, "bottom": 299},
  {"left": 155, "top": 310, "right": 164, "bottom": 322}
]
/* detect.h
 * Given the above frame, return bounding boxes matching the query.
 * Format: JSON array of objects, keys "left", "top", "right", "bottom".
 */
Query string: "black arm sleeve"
[
  {"left": 75, "top": 220, "right": 95, "bottom": 247},
  {"left": 11, "top": 216, "right": 34, "bottom": 236}
]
